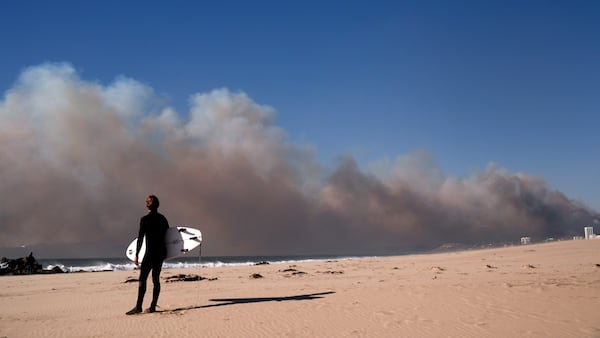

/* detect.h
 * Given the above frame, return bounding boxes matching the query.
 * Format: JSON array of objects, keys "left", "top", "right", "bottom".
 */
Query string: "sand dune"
[{"left": 1, "top": 239, "right": 599, "bottom": 337}]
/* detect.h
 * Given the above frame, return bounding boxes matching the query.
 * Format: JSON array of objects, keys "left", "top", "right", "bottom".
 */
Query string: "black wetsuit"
[{"left": 135, "top": 210, "right": 169, "bottom": 310}]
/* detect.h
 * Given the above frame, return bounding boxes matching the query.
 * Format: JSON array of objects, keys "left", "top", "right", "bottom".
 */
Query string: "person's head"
[{"left": 146, "top": 195, "right": 160, "bottom": 211}]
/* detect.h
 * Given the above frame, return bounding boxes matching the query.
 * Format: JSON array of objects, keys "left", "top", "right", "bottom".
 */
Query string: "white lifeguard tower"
[
  {"left": 584, "top": 226, "right": 595, "bottom": 239},
  {"left": 520, "top": 237, "right": 531, "bottom": 245}
]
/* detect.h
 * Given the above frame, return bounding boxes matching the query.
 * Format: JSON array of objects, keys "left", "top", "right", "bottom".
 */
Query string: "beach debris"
[
  {"left": 165, "top": 274, "right": 206, "bottom": 282},
  {"left": 291, "top": 271, "right": 307, "bottom": 276},
  {"left": 595, "top": 264, "right": 600, "bottom": 267},
  {"left": 430, "top": 266, "right": 446, "bottom": 273},
  {"left": 279, "top": 268, "right": 307, "bottom": 276},
  {"left": 486, "top": 264, "right": 498, "bottom": 269},
  {"left": 317, "top": 270, "right": 344, "bottom": 274},
  {"left": 255, "top": 261, "right": 270, "bottom": 265},
  {"left": 522, "top": 264, "right": 537, "bottom": 269},
  {"left": 250, "top": 273, "right": 263, "bottom": 279},
  {"left": 124, "top": 277, "right": 139, "bottom": 283},
  {"left": 279, "top": 268, "right": 298, "bottom": 273}
]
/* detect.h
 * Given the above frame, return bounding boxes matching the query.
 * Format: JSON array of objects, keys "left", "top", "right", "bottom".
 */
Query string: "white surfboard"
[{"left": 126, "top": 226, "right": 202, "bottom": 262}]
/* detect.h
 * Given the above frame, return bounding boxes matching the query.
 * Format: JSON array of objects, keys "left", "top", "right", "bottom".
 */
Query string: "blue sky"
[{"left": 1, "top": 0, "right": 599, "bottom": 210}]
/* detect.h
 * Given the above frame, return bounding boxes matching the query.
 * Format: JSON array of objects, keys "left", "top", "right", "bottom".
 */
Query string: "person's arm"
[{"left": 134, "top": 218, "right": 145, "bottom": 266}]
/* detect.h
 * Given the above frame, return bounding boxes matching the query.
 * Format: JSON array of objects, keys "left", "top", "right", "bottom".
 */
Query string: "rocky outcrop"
[{"left": 0, "top": 252, "right": 64, "bottom": 275}]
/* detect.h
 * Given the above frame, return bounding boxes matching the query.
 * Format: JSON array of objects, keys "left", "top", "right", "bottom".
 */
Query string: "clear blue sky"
[{"left": 1, "top": 0, "right": 599, "bottom": 210}]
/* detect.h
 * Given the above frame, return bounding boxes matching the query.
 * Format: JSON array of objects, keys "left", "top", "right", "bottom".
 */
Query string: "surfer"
[{"left": 126, "top": 195, "right": 170, "bottom": 315}]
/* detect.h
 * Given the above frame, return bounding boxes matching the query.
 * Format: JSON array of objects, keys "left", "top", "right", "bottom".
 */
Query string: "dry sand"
[{"left": 1, "top": 239, "right": 599, "bottom": 337}]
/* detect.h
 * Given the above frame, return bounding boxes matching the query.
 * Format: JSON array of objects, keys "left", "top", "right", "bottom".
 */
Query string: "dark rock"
[
  {"left": 49, "top": 266, "right": 65, "bottom": 274},
  {"left": 0, "top": 252, "right": 44, "bottom": 275}
]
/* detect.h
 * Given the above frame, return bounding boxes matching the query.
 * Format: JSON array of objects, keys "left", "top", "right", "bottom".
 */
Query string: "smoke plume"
[{"left": 1, "top": 63, "right": 598, "bottom": 257}]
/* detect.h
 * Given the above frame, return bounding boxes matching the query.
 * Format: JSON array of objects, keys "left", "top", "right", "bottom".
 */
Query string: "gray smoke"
[{"left": 1, "top": 63, "right": 598, "bottom": 257}]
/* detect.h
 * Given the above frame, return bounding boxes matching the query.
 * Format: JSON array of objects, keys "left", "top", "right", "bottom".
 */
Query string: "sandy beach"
[{"left": 1, "top": 239, "right": 599, "bottom": 337}]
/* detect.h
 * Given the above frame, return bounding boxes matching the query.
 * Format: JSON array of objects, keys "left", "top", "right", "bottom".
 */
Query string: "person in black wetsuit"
[{"left": 126, "top": 195, "right": 169, "bottom": 315}]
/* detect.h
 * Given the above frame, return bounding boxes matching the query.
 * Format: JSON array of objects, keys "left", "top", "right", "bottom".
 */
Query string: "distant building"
[
  {"left": 521, "top": 237, "right": 531, "bottom": 245},
  {"left": 584, "top": 226, "right": 595, "bottom": 239}
]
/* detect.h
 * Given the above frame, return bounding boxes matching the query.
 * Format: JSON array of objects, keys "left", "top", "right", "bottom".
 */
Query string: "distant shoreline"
[{"left": 3, "top": 237, "right": 597, "bottom": 275}]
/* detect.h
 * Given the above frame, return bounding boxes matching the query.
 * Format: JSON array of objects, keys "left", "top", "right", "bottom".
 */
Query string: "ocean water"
[{"left": 38, "top": 254, "right": 365, "bottom": 273}]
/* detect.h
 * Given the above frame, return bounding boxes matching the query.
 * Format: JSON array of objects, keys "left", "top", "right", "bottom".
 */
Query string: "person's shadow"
[{"left": 160, "top": 291, "right": 335, "bottom": 313}]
